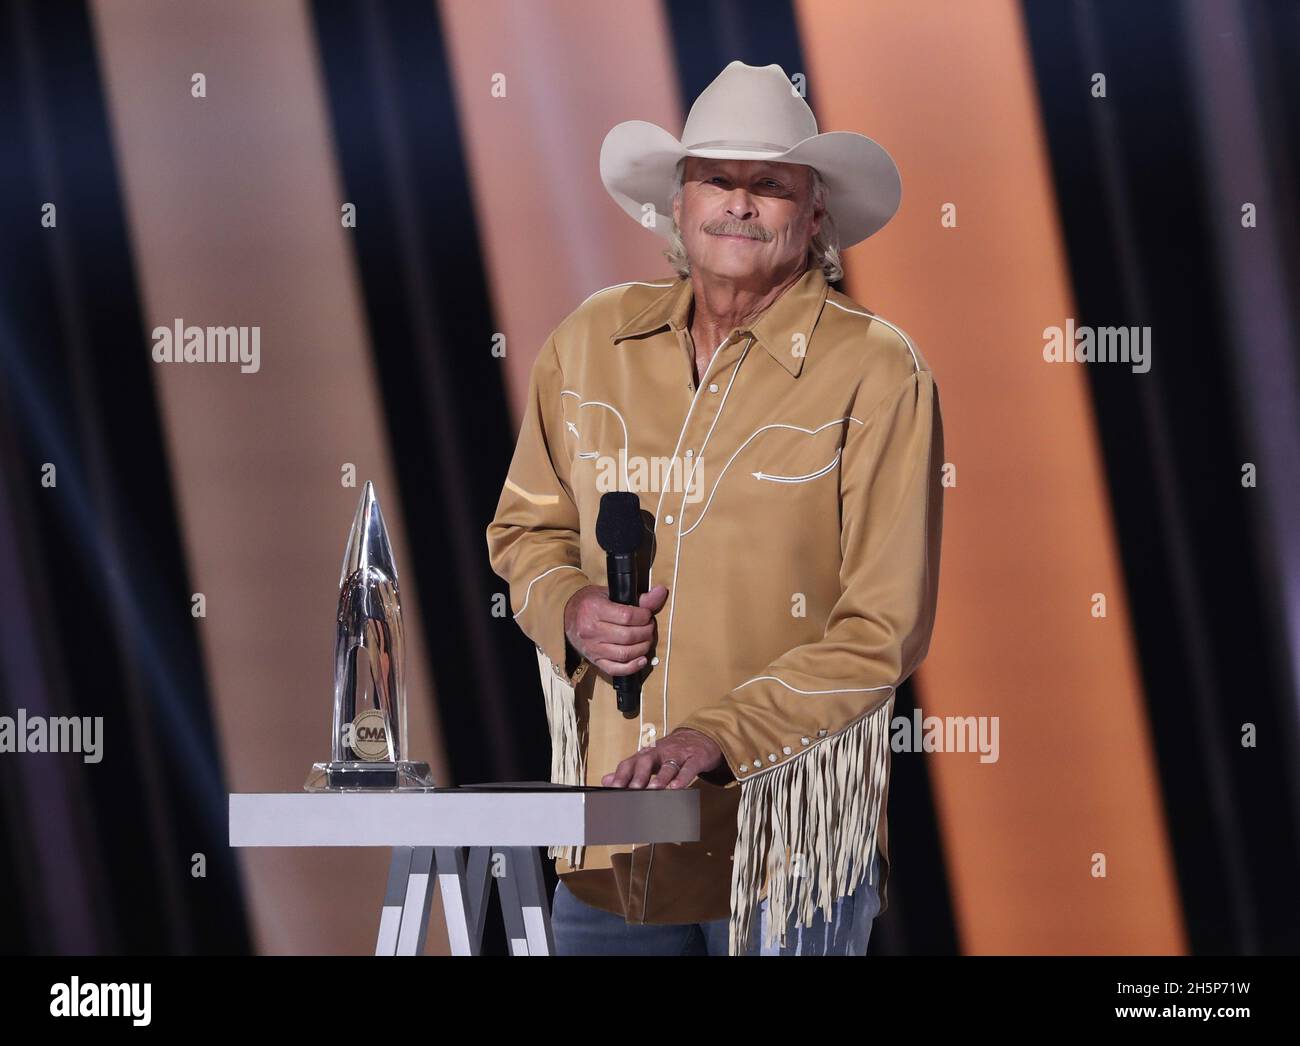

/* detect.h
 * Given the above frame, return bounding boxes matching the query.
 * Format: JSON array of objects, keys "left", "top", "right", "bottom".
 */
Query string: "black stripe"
[
  {"left": 665, "top": 0, "right": 809, "bottom": 107},
  {"left": 1022, "top": 0, "right": 1300, "bottom": 954},
  {"left": 308, "top": 2, "right": 548, "bottom": 793},
  {"left": 0, "top": 0, "right": 250, "bottom": 954}
]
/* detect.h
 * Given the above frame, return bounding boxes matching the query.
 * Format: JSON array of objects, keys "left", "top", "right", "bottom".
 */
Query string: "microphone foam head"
[{"left": 596, "top": 491, "right": 643, "bottom": 554}]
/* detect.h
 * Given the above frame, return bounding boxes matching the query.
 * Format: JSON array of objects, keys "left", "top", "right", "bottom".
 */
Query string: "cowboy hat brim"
[{"left": 599, "top": 119, "right": 902, "bottom": 248}]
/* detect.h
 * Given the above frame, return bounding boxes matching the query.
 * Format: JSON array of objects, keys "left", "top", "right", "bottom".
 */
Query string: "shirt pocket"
[
  {"left": 739, "top": 419, "right": 854, "bottom": 492},
  {"left": 682, "top": 418, "right": 855, "bottom": 536}
]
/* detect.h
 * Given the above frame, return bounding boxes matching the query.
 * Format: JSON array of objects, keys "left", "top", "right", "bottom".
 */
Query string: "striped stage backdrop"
[{"left": 1, "top": 0, "right": 1296, "bottom": 957}]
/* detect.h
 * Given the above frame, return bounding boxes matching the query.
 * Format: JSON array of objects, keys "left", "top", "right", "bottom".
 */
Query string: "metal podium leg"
[
  {"left": 378, "top": 845, "right": 552, "bottom": 956},
  {"left": 377, "top": 847, "right": 411, "bottom": 955},
  {"left": 375, "top": 847, "right": 435, "bottom": 956},
  {"left": 396, "top": 847, "right": 435, "bottom": 955},
  {"left": 434, "top": 846, "right": 492, "bottom": 955},
  {"left": 493, "top": 847, "right": 526, "bottom": 954},
  {"left": 516, "top": 846, "right": 556, "bottom": 956},
  {"left": 494, "top": 846, "right": 554, "bottom": 956}
]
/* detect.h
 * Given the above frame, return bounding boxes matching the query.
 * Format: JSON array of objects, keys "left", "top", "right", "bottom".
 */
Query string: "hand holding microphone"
[
  {"left": 565, "top": 489, "right": 668, "bottom": 717},
  {"left": 563, "top": 583, "right": 668, "bottom": 708}
]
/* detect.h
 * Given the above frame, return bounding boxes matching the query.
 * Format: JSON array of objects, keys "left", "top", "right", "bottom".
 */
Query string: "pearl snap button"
[
  {"left": 801, "top": 737, "right": 810, "bottom": 745},
  {"left": 738, "top": 764, "right": 748, "bottom": 773},
  {"left": 649, "top": 656, "right": 659, "bottom": 666},
  {"left": 664, "top": 514, "right": 674, "bottom": 524},
  {"left": 708, "top": 383, "right": 719, "bottom": 393},
  {"left": 782, "top": 746, "right": 792, "bottom": 754},
  {"left": 685, "top": 449, "right": 694, "bottom": 458},
  {"left": 818, "top": 729, "right": 827, "bottom": 736},
  {"left": 768, "top": 754, "right": 777, "bottom": 762}
]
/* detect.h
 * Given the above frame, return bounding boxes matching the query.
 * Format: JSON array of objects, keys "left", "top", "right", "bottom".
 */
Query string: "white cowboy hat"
[{"left": 600, "top": 61, "right": 902, "bottom": 248}]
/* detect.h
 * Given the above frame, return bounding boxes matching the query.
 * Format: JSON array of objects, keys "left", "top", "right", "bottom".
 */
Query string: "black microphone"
[{"left": 596, "top": 491, "right": 644, "bottom": 718}]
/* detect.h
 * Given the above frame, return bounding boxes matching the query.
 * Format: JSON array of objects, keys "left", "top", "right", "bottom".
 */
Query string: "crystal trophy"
[{"left": 305, "top": 481, "right": 436, "bottom": 791}]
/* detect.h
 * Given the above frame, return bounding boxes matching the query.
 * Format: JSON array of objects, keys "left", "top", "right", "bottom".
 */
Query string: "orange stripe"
[{"left": 796, "top": 0, "right": 1185, "bottom": 953}]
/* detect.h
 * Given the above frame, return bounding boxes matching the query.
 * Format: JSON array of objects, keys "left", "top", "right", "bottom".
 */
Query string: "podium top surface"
[{"left": 229, "top": 785, "right": 700, "bottom": 848}]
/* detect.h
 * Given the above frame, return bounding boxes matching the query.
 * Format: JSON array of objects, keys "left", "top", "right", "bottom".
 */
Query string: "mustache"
[{"left": 703, "top": 219, "right": 773, "bottom": 242}]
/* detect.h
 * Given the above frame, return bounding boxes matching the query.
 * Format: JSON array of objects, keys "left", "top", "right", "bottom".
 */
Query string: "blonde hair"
[{"left": 663, "top": 158, "right": 843, "bottom": 283}]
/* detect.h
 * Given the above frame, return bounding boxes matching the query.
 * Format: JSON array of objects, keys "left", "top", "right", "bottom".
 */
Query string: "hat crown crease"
[{"left": 682, "top": 63, "right": 817, "bottom": 152}]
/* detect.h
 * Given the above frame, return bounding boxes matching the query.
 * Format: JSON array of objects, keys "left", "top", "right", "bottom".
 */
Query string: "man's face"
[{"left": 672, "top": 157, "right": 823, "bottom": 286}]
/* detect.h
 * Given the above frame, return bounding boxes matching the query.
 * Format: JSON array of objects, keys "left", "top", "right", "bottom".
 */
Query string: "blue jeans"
[{"left": 550, "top": 854, "right": 881, "bottom": 956}]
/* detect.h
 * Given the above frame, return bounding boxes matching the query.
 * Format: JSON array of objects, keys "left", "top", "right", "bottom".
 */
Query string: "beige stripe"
[
  {"left": 504, "top": 477, "right": 560, "bottom": 505},
  {"left": 437, "top": 0, "right": 682, "bottom": 423},
  {"left": 797, "top": 0, "right": 1185, "bottom": 953},
  {"left": 91, "top": 0, "right": 448, "bottom": 954}
]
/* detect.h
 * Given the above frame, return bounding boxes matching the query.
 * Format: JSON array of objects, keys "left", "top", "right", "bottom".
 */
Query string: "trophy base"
[{"left": 304, "top": 760, "right": 437, "bottom": 792}]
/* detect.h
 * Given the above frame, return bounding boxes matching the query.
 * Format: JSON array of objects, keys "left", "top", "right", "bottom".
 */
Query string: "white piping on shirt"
[
  {"left": 643, "top": 333, "right": 732, "bottom": 744},
  {"left": 646, "top": 334, "right": 735, "bottom": 550},
  {"left": 681, "top": 416, "right": 862, "bottom": 537},
  {"left": 577, "top": 400, "right": 630, "bottom": 489},
  {"left": 752, "top": 449, "right": 843, "bottom": 483},
  {"left": 658, "top": 336, "right": 754, "bottom": 731},
  {"left": 559, "top": 391, "right": 585, "bottom": 447},
  {"left": 733, "top": 677, "right": 897, "bottom": 787},
  {"left": 825, "top": 299, "right": 921, "bottom": 374},
  {"left": 512, "top": 563, "right": 584, "bottom": 620},
  {"left": 640, "top": 330, "right": 749, "bottom": 920},
  {"left": 630, "top": 329, "right": 738, "bottom": 918},
  {"left": 645, "top": 332, "right": 742, "bottom": 735},
  {"left": 735, "top": 675, "right": 895, "bottom": 698},
  {"left": 560, "top": 390, "right": 631, "bottom": 487},
  {"left": 738, "top": 691, "right": 896, "bottom": 785},
  {"left": 578, "top": 280, "right": 676, "bottom": 310}
]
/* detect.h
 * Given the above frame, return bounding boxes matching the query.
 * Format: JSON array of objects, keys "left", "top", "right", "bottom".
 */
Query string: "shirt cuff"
[
  {"left": 676, "top": 701, "right": 833, "bottom": 787},
  {"left": 524, "top": 567, "right": 593, "bottom": 688}
]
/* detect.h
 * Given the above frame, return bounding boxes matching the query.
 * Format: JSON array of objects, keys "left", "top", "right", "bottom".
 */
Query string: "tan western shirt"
[{"left": 486, "top": 265, "right": 943, "bottom": 953}]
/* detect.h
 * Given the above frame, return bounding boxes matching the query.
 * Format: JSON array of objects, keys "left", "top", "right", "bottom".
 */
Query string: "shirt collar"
[{"left": 610, "top": 266, "right": 829, "bottom": 378}]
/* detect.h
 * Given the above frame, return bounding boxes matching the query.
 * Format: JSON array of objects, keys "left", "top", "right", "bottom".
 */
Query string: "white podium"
[{"left": 228, "top": 784, "right": 699, "bottom": 956}]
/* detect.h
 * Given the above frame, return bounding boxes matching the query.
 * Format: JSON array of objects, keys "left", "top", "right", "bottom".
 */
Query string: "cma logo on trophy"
[
  {"left": 345, "top": 709, "right": 391, "bottom": 761},
  {"left": 306, "top": 481, "right": 435, "bottom": 791}
]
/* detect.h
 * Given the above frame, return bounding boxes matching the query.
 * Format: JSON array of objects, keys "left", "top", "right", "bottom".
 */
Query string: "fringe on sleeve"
[
  {"left": 727, "top": 696, "right": 893, "bottom": 955},
  {"left": 536, "top": 647, "right": 588, "bottom": 868}
]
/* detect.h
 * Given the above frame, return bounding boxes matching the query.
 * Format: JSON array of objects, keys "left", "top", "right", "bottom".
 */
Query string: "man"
[{"left": 486, "top": 61, "right": 943, "bottom": 955}]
